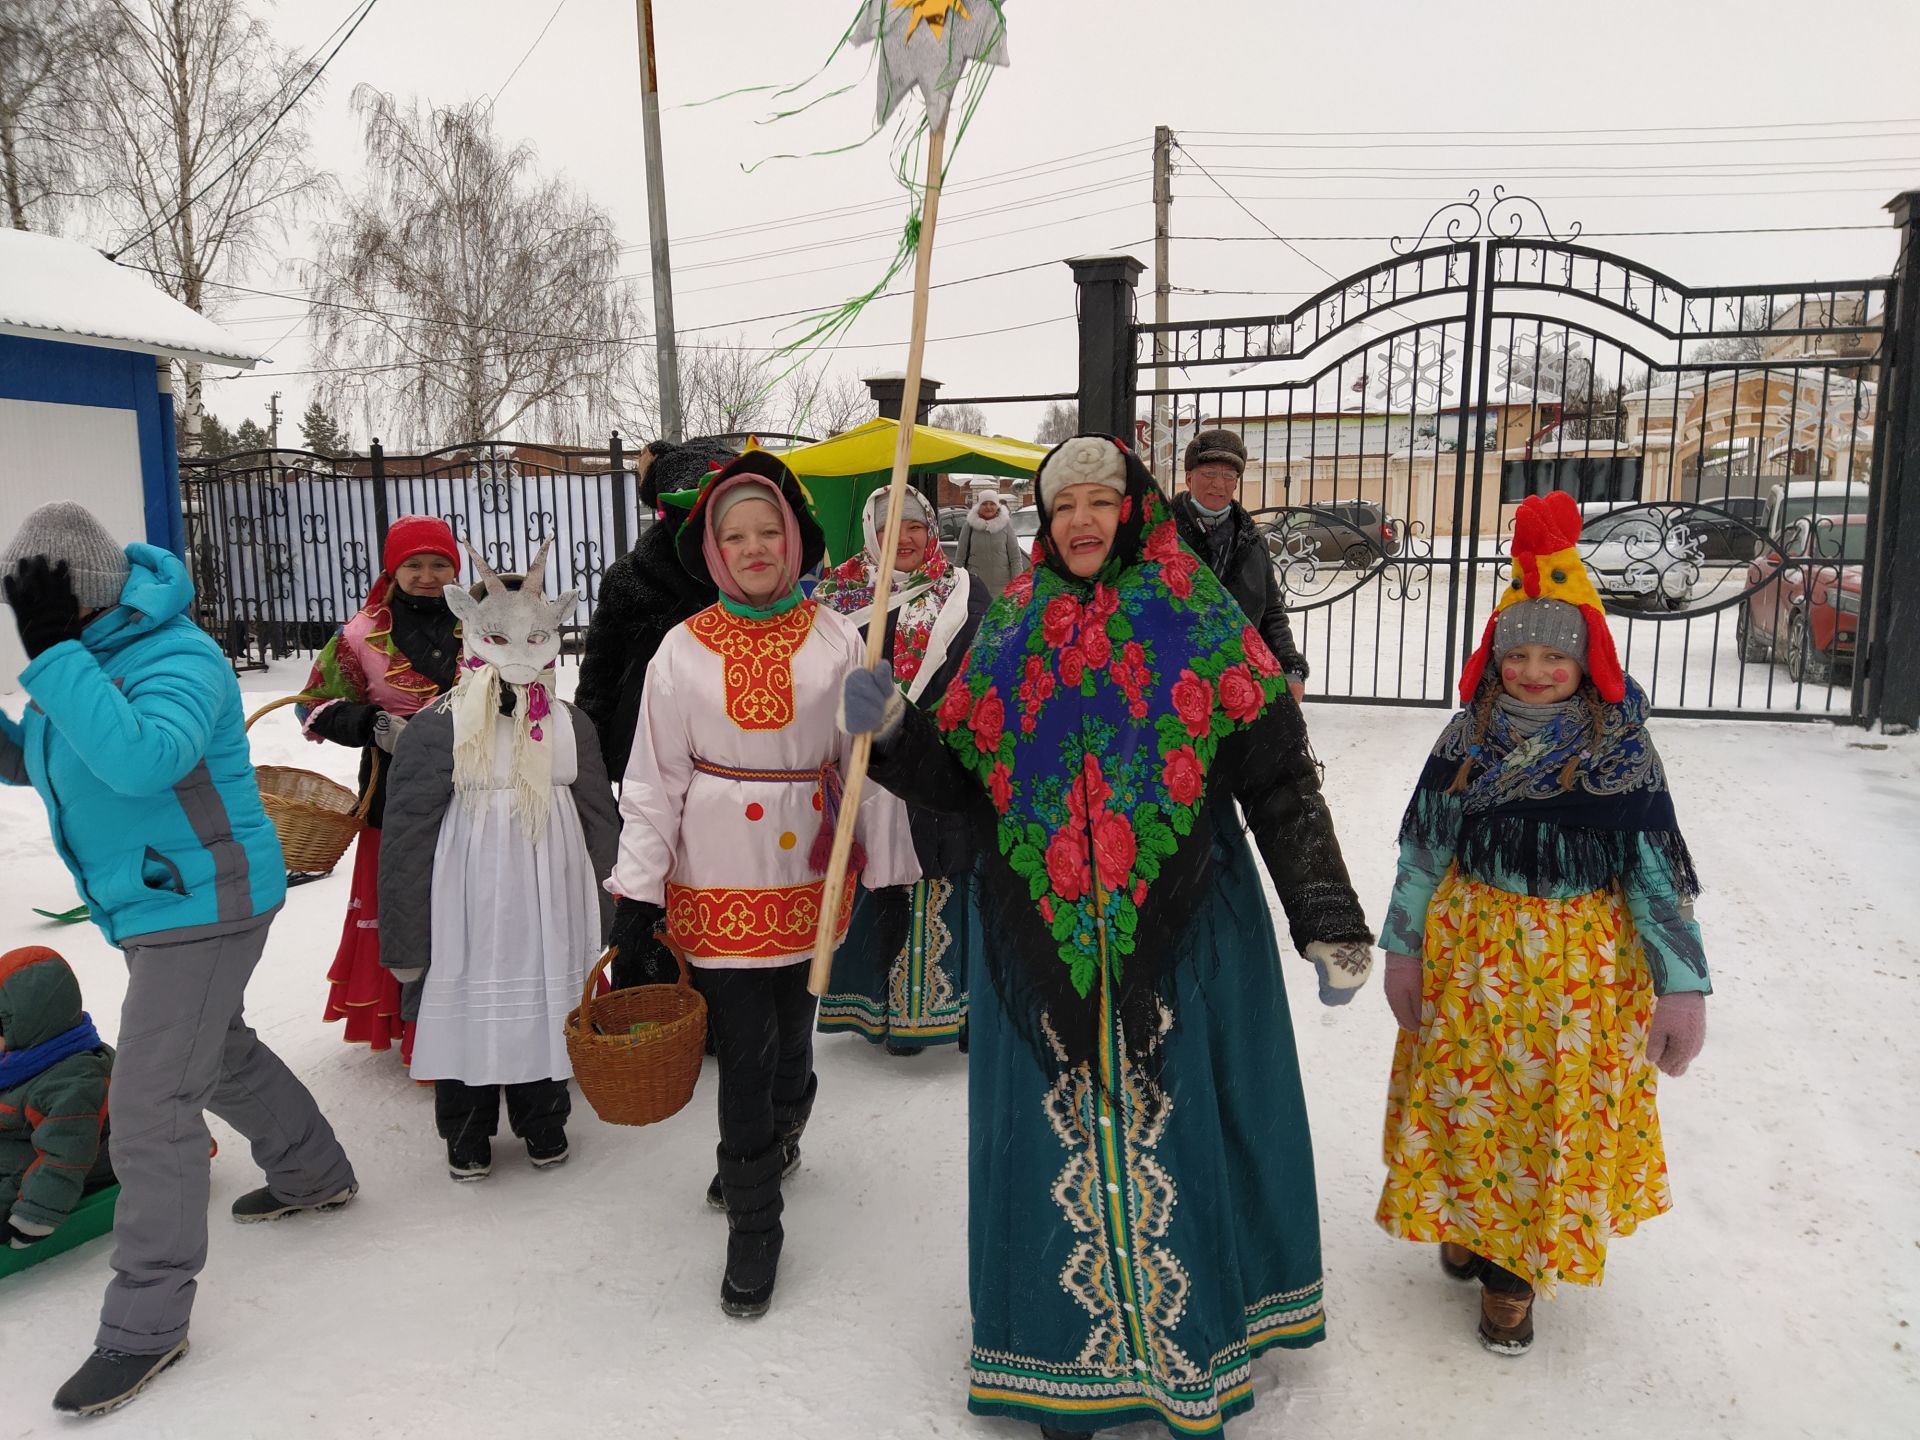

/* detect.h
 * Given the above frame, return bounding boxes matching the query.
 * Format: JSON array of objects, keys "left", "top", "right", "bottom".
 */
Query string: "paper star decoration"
[{"left": 855, "top": 0, "right": 1009, "bottom": 131}]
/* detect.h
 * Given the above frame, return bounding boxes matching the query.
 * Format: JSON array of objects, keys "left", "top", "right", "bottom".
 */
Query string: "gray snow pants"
[{"left": 96, "top": 913, "right": 356, "bottom": 1354}]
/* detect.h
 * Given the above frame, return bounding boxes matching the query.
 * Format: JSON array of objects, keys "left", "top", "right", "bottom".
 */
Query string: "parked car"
[
  {"left": 1266, "top": 501, "right": 1402, "bottom": 567},
  {"left": 937, "top": 506, "right": 969, "bottom": 562},
  {"left": 1678, "top": 494, "right": 1768, "bottom": 562},
  {"left": 1011, "top": 505, "right": 1041, "bottom": 549},
  {"left": 1737, "top": 511, "right": 1867, "bottom": 684},
  {"left": 1576, "top": 502, "right": 1702, "bottom": 610}
]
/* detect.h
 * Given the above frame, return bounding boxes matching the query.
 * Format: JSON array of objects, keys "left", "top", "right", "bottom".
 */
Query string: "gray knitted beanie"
[
  {"left": 1491, "top": 597, "right": 1589, "bottom": 668},
  {"left": 1, "top": 502, "right": 131, "bottom": 611}
]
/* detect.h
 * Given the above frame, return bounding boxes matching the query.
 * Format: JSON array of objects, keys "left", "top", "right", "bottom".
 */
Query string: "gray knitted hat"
[
  {"left": 1, "top": 502, "right": 130, "bottom": 611},
  {"left": 1492, "top": 598, "right": 1589, "bottom": 668}
]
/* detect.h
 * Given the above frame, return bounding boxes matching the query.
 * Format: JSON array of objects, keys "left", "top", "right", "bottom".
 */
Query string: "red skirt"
[{"left": 322, "top": 828, "right": 417, "bottom": 1063}]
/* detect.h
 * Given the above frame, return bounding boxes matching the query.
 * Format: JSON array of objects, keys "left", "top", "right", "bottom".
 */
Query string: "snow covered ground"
[{"left": 1, "top": 662, "right": 1915, "bottom": 1440}]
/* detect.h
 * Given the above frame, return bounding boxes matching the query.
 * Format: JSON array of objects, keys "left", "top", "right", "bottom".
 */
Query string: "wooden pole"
[{"left": 809, "top": 122, "right": 948, "bottom": 996}]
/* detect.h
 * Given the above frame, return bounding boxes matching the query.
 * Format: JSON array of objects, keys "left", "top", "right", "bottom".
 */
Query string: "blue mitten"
[{"left": 838, "top": 661, "right": 905, "bottom": 743}]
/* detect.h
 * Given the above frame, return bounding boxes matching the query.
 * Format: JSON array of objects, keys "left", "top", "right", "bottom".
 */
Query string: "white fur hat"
[{"left": 1037, "top": 437, "right": 1127, "bottom": 507}]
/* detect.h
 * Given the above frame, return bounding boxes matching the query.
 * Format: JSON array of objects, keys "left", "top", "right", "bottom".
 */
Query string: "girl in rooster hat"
[{"left": 1374, "top": 490, "right": 1711, "bottom": 1357}]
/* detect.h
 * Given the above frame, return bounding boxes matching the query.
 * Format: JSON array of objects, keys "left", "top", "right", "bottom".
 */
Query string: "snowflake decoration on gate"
[{"left": 1368, "top": 335, "right": 1457, "bottom": 412}]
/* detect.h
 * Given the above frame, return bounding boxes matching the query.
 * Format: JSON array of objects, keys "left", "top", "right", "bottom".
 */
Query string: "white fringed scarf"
[{"left": 449, "top": 660, "right": 556, "bottom": 845}]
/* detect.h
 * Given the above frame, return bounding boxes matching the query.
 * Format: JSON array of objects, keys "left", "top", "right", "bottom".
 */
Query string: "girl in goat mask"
[{"left": 377, "top": 542, "right": 619, "bottom": 1182}]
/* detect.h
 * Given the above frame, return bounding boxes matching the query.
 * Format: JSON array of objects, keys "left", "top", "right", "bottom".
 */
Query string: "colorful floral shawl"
[
  {"left": 812, "top": 527, "right": 965, "bottom": 700},
  {"left": 296, "top": 575, "right": 454, "bottom": 728},
  {"left": 1400, "top": 674, "right": 1701, "bottom": 903},
  {"left": 931, "top": 438, "right": 1289, "bottom": 1065}
]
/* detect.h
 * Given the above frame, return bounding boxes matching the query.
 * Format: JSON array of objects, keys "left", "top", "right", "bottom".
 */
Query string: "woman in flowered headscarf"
[
  {"left": 813, "top": 487, "right": 990, "bottom": 1055},
  {"left": 839, "top": 436, "right": 1374, "bottom": 1440}
]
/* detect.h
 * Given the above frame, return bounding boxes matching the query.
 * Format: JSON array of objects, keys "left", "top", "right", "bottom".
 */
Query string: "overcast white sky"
[{"left": 191, "top": 0, "right": 1920, "bottom": 447}]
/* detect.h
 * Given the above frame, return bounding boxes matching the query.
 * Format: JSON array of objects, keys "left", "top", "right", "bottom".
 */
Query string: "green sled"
[{"left": 0, "top": 1183, "right": 118, "bottom": 1281}]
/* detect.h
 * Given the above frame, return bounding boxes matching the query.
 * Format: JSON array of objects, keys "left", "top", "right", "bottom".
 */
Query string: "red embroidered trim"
[
  {"left": 665, "top": 877, "right": 856, "bottom": 960},
  {"left": 686, "top": 602, "right": 819, "bottom": 731}
]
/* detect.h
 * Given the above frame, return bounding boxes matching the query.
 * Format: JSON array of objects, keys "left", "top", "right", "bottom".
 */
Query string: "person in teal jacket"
[{"left": 0, "top": 502, "right": 357, "bottom": 1419}]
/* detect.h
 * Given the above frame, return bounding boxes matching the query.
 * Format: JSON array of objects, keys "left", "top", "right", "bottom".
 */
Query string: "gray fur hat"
[
  {"left": 1, "top": 502, "right": 130, "bottom": 611},
  {"left": 1184, "top": 428, "right": 1247, "bottom": 475},
  {"left": 1491, "top": 598, "right": 1590, "bottom": 668}
]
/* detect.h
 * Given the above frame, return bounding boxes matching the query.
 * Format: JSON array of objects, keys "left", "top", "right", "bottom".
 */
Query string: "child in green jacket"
[{"left": 0, "top": 946, "right": 114, "bottom": 1250}]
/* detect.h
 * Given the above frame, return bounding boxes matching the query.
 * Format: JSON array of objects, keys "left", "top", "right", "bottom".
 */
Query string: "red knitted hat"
[{"left": 382, "top": 515, "right": 459, "bottom": 577}]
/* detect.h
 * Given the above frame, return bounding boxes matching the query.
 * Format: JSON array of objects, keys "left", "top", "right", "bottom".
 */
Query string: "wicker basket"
[
  {"left": 244, "top": 696, "right": 378, "bottom": 874},
  {"left": 565, "top": 942, "right": 707, "bottom": 1127}
]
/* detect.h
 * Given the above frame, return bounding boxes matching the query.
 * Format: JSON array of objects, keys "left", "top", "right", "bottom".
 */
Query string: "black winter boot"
[
  {"left": 772, "top": 1072, "right": 818, "bottom": 1179},
  {"left": 716, "top": 1142, "right": 786, "bottom": 1318},
  {"left": 51, "top": 1341, "right": 190, "bottom": 1417}
]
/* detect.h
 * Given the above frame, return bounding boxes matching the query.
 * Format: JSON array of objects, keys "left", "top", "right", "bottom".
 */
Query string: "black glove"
[
  {"left": 607, "top": 898, "right": 677, "bottom": 988},
  {"left": 6, "top": 1215, "right": 51, "bottom": 1249},
  {"left": 4, "top": 557, "right": 84, "bottom": 660}
]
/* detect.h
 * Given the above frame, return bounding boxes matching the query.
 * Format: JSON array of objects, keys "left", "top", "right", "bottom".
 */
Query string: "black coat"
[
  {"left": 303, "top": 587, "right": 460, "bottom": 829},
  {"left": 869, "top": 575, "right": 991, "bottom": 879},
  {"left": 574, "top": 520, "right": 717, "bottom": 781},
  {"left": 1171, "top": 494, "right": 1309, "bottom": 682}
]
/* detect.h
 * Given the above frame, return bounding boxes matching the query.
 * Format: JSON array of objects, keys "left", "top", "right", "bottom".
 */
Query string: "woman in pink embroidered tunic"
[
  {"left": 606, "top": 451, "right": 916, "bottom": 1320},
  {"left": 296, "top": 516, "right": 462, "bottom": 1061}
]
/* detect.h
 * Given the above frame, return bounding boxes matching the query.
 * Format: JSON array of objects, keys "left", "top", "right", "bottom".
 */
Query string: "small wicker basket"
[
  {"left": 565, "top": 942, "right": 707, "bottom": 1127},
  {"left": 244, "top": 696, "right": 378, "bottom": 874}
]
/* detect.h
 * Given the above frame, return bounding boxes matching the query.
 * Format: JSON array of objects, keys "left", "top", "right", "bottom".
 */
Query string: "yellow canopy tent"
[{"left": 769, "top": 417, "right": 1047, "bottom": 564}]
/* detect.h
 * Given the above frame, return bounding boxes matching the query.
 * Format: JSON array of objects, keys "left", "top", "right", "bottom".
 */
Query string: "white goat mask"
[{"left": 443, "top": 538, "right": 580, "bottom": 687}]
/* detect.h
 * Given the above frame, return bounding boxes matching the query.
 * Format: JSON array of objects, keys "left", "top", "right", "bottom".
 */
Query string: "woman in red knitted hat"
[{"left": 294, "top": 516, "right": 463, "bottom": 1061}]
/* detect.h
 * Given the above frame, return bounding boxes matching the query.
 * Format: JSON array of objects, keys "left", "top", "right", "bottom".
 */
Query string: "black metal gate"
[
  {"left": 181, "top": 438, "right": 646, "bottom": 671},
  {"left": 1134, "top": 190, "right": 1892, "bottom": 720}
]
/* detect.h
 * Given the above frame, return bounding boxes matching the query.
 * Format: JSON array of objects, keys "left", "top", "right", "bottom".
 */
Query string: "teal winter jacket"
[{"left": 0, "top": 545, "right": 286, "bottom": 946}]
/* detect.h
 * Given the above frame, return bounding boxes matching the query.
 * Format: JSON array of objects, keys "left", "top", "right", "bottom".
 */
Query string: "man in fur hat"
[{"left": 1172, "top": 429, "right": 1310, "bottom": 702}]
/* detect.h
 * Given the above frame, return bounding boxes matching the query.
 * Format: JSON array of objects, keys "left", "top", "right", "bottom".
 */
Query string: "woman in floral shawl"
[
  {"left": 839, "top": 436, "right": 1373, "bottom": 1439},
  {"left": 813, "top": 487, "right": 989, "bottom": 1053},
  {"left": 296, "top": 516, "right": 462, "bottom": 1061}
]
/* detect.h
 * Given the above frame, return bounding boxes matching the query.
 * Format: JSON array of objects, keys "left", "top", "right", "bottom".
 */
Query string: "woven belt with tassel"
[{"left": 689, "top": 756, "right": 865, "bottom": 875}]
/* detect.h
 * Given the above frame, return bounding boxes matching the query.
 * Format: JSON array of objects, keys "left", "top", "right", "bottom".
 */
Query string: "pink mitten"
[
  {"left": 1646, "top": 992, "right": 1707, "bottom": 1076},
  {"left": 1383, "top": 951, "right": 1422, "bottom": 1032}
]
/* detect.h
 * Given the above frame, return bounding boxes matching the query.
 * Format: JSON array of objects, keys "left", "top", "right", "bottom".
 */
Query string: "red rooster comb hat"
[{"left": 1457, "top": 490, "right": 1625, "bottom": 705}]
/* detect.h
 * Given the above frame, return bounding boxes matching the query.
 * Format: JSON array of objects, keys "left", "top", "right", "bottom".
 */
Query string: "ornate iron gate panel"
[
  {"left": 1137, "top": 191, "right": 1892, "bottom": 719},
  {"left": 182, "top": 439, "right": 642, "bottom": 671}
]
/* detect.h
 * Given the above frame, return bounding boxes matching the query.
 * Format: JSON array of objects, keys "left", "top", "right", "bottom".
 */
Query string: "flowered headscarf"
[
  {"left": 812, "top": 488, "right": 970, "bottom": 701},
  {"left": 930, "top": 436, "right": 1292, "bottom": 1069}
]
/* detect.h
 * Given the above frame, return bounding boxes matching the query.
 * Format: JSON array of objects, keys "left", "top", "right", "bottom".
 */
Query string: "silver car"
[{"left": 1576, "top": 503, "right": 1702, "bottom": 611}]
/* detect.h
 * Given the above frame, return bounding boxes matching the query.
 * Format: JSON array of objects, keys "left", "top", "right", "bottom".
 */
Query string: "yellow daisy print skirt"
[{"left": 1376, "top": 868, "right": 1670, "bottom": 1295}]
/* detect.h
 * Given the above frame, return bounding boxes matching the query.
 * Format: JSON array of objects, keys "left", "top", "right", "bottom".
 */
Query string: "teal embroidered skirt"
[
  {"left": 965, "top": 817, "right": 1326, "bottom": 1437},
  {"left": 817, "top": 874, "right": 977, "bottom": 1048}
]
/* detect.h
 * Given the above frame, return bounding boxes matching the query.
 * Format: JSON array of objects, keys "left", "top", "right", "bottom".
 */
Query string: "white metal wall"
[{"left": 0, "top": 397, "right": 146, "bottom": 692}]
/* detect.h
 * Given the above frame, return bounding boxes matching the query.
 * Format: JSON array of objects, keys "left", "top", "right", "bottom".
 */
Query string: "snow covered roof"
[{"left": 0, "top": 229, "right": 265, "bottom": 369}]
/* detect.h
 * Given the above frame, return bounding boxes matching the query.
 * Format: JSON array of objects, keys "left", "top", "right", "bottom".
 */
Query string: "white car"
[{"left": 1576, "top": 502, "right": 1702, "bottom": 610}]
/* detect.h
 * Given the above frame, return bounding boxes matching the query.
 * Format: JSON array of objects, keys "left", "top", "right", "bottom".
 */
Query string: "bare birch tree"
[
  {"left": 0, "top": 0, "right": 111, "bottom": 230},
  {"left": 626, "top": 336, "right": 870, "bottom": 442},
  {"left": 84, "top": 0, "right": 326, "bottom": 453},
  {"left": 306, "top": 87, "right": 639, "bottom": 446}
]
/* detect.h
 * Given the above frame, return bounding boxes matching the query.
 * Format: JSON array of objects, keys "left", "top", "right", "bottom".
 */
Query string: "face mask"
[{"left": 1188, "top": 494, "right": 1233, "bottom": 519}]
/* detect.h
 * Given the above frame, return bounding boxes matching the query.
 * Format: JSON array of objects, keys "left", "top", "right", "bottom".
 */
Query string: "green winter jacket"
[{"left": 0, "top": 951, "right": 114, "bottom": 1235}]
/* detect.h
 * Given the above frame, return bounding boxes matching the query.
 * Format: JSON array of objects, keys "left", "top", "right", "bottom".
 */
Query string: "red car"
[{"left": 1737, "top": 512, "right": 1866, "bottom": 684}]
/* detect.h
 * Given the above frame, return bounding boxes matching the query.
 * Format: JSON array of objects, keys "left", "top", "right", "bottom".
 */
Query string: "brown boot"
[
  {"left": 1478, "top": 1280, "right": 1536, "bottom": 1357},
  {"left": 1439, "top": 1242, "right": 1483, "bottom": 1281}
]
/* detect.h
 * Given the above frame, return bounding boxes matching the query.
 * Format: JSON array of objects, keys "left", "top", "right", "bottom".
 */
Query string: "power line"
[
  {"left": 1179, "top": 116, "right": 1920, "bottom": 139},
  {"left": 106, "top": 0, "right": 383, "bottom": 261},
  {"left": 1180, "top": 129, "right": 1920, "bottom": 153},
  {"left": 1169, "top": 223, "right": 1888, "bottom": 242},
  {"left": 490, "top": 0, "right": 569, "bottom": 104},
  {"left": 1168, "top": 159, "right": 1920, "bottom": 181},
  {"left": 1170, "top": 139, "right": 1338, "bottom": 282},
  {"left": 213, "top": 313, "right": 1078, "bottom": 383}
]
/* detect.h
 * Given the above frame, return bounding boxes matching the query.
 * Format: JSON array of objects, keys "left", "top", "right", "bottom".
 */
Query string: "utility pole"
[
  {"left": 635, "top": 0, "right": 683, "bottom": 441},
  {"left": 268, "top": 391, "right": 282, "bottom": 448},
  {"left": 1153, "top": 125, "right": 1173, "bottom": 481}
]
